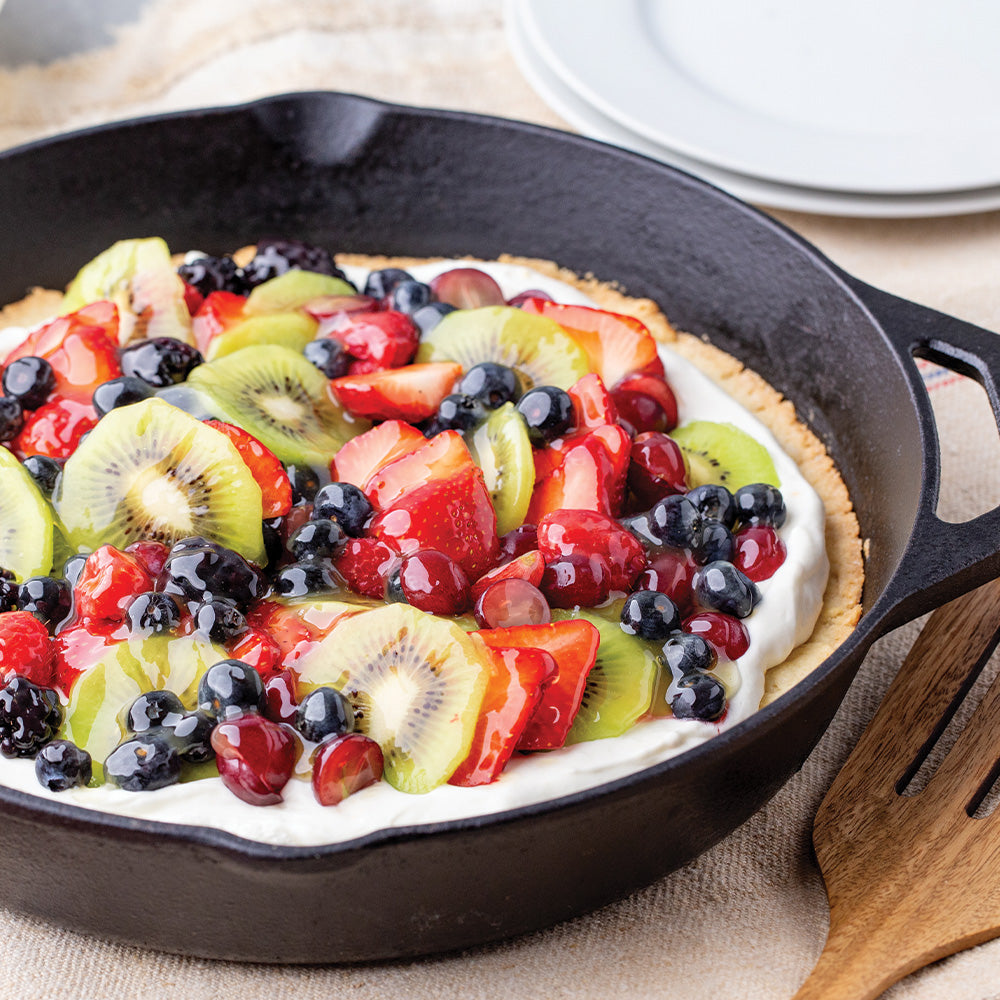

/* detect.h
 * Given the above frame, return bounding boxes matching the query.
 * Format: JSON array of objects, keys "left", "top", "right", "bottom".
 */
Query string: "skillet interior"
[{"left": 0, "top": 94, "right": 939, "bottom": 960}]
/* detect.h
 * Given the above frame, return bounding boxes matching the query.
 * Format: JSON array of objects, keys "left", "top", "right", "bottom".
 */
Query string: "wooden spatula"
[{"left": 793, "top": 576, "right": 1000, "bottom": 1000}]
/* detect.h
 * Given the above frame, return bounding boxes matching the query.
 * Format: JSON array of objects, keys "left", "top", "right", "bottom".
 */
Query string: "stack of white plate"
[{"left": 508, "top": 0, "right": 1000, "bottom": 217}]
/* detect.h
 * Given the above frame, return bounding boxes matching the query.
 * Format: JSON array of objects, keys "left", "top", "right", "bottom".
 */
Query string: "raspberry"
[
  {"left": 228, "top": 627, "right": 284, "bottom": 680},
  {"left": 334, "top": 537, "right": 400, "bottom": 599},
  {"left": 74, "top": 545, "right": 153, "bottom": 624},
  {"left": 0, "top": 610, "right": 56, "bottom": 687}
]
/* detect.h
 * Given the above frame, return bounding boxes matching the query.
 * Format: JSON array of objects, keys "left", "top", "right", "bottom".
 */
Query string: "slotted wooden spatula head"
[{"left": 793, "top": 576, "right": 1000, "bottom": 1000}]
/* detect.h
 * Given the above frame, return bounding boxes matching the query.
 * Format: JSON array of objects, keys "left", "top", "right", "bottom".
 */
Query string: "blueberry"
[
  {"left": 154, "top": 383, "right": 217, "bottom": 419},
  {"left": 123, "top": 690, "right": 186, "bottom": 734},
  {"left": 515, "top": 385, "right": 574, "bottom": 446},
  {"left": 384, "top": 566, "right": 406, "bottom": 604},
  {"left": 242, "top": 238, "right": 350, "bottom": 288},
  {"left": 303, "top": 338, "right": 351, "bottom": 378},
  {"left": 197, "top": 659, "right": 266, "bottom": 721},
  {"left": 288, "top": 518, "right": 345, "bottom": 561},
  {"left": 670, "top": 672, "right": 727, "bottom": 721},
  {"left": 692, "top": 561, "right": 761, "bottom": 619},
  {"left": 17, "top": 575, "right": 72, "bottom": 630},
  {"left": 164, "top": 710, "right": 216, "bottom": 763},
  {"left": 177, "top": 254, "right": 247, "bottom": 296},
  {"left": 695, "top": 521, "right": 735, "bottom": 565},
  {"left": 285, "top": 464, "right": 320, "bottom": 506},
  {"left": 363, "top": 267, "right": 413, "bottom": 301},
  {"left": 620, "top": 590, "right": 681, "bottom": 640},
  {"left": 619, "top": 512, "right": 661, "bottom": 550},
  {"left": 35, "top": 739, "right": 92, "bottom": 791},
  {"left": 262, "top": 520, "right": 283, "bottom": 570},
  {"left": 2, "top": 356, "right": 55, "bottom": 409},
  {"left": 648, "top": 495, "right": 703, "bottom": 550},
  {"left": 272, "top": 560, "right": 339, "bottom": 598},
  {"left": 733, "top": 483, "right": 786, "bottom": 528},
  {"left": 0, "top": 396, "right": 24, "bottom": 441},
  {"left": 295, "top": 686, "right": 354, "bottom": 743},
  {"left": 125, "top": 591, "right": 181, "bottom": 635},
  {"left": 92, "top": 375, "right": 155, "bottom": 417},
  {"left": 105, "top": 734, "right": 181, "bottom": 792},
  {"left": 120, "top": 337, "right": 203, "bottom": 387},
  {"left": 685, "top": 484, "right": 736, "bottom": 528},
  {"left": 388, "top": 279, "right": 433, "bottom": 314},
  {"left": 433, "top": 394, "right": 488, "bottom": 433},
  {"left": 0, "top": 677, "right": 62, "bottom": 758},
  {"left": 61, "top": 553, "right": 88, "bottom": 589},
  {"left": 160, "top": 539, "right": 266, "bottom": 611},
  {"left": 192, "top": 598, "right": 247, "bottom": 642},
  {"left": 312, "top": 482, "right": 372, "bottom": 537},
  {"left": 663, "top": 633, "right": 717, "bottom": 676},
  {"left": 457, "top": 362, "right": 523, "bottom": 409},
  {"left": 21, "top": 455, "right": 62, "bottom": 497},
  {"left": 411, "top": 301, "right": 456, "bottom": 335}
]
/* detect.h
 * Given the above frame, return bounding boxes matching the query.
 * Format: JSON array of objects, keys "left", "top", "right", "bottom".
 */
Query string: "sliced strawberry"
[
  {"left": 364, "top": 430, "right": 473, "bottom": 509},
  {"left": 320, "top": 310, "right": 419, "bottom": 372},
  {"left": 330, "top": 419, "right": 427, "bottom": 491},
  {"left": 521, "top": 299, "right": 659, "bottom": 387},
  {"left": 205, "top": 419, "right": 292, "bottom": 518},
  {"left": 568, "top": 373, "right": 617, "bottom": 430},
  {"left": 12, "top": 397, "right": 97, "bottom": 460},
  {"left": 333, "top": 537, "right": 401, "bottom": 599},
  {"left": 610, "top": 372, "right": 678, "bottom": 433},
  {"left": 478, "top": 619, "right": 600, "bottom": 751},
  {"left": 304, "top": 293, "right": 377, "bottom": 321},
  {"left": 74, "top": 545, "right": 153, "bottom": 625},
  {"left": 370, "top": 464, "right": 499, "bottom": 581},
  {"left": 52, "top": 622, "right": 120, "bottom": 695},
  {"left": 471, "top": 549, "right": 546, "bottom": 603},
  {"left": 4, "top": 300, "right": 119, "bottom": 364},
  {"left": 526, "top": 423, "right": 630, "bottom": 522},
  {"left": 449, "top": 641, "right": 557, "bottom": 786},
  {"left": 248, "top": 598, "right": 370, "bottom": 666},
  {"left": 192, "top": 291, "right": 246, "bottom": 353},
  {"left": 330, "top": 362, "right": 462, "bottom": 422},
  {"left": 0, "top": 610, "right": 56, "bottom": 688},
  {"left": 537, "top": 510, "right": 646, "bottom": 592},
  {"left": 44, "top": 327, "right": 123, "bottom": 404}
]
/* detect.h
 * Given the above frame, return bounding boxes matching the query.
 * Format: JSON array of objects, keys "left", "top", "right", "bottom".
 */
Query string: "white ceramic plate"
[
  {"left": 507, "top": 0, "right": 1000, "bottom": 218},
  {"left": 518, "top": 0, "right": 1000, "bottom": 195}
]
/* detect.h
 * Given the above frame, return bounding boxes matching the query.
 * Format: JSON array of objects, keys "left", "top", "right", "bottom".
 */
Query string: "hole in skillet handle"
[{"left": 846, "top": 277, "right": 1000, "bottom": 637}]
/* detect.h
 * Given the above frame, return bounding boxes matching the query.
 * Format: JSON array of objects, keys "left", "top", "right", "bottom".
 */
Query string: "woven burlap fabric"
[{"left": 1, "top": 2, "right": 999, "bottom": 996}]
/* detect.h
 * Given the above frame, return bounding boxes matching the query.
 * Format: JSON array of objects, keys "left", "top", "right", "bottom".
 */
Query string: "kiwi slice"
[
  {"left": 670, "top": 420, "right": 780, "bottom": 491},
  {"left": 244, "top": 270, "right": 355, "bottom": 314},
  {"left": 54, "top": 398, "right": 266, "bottom": 564},
  {"left": 61, "top": 634, "right": 226, "bottom": 771},
  {"left": 63, "top": 237, "right": 172, "bottom": 311},
  {"left": 416, "top": 306, "right": 590, "bottom": 390},
  {"left": 204, "top": 313, "right": 319, "bottom": 361},
  {"left": 0, "top": 446, "right": 53, "bottom": 581},
  {"left": 467, "top": 402, "right": 534, "bottom": 536},
  {"left": 553, "top": 607, "right": 661, "bottom": 744},
  {"left": 187, "top": 345, "right": 368, "bottom": 467},
  {"left": 294, "top": 604, "right": 491, "bottom": 793}
]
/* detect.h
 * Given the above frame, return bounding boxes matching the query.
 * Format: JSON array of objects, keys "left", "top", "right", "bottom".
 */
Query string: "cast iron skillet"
[{"left": 0, "top": 93, "right": 999, "bottom": 963}]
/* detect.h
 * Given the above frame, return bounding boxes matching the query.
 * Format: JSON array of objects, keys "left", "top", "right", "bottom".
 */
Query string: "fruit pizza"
[{"left": 0, "top": 237, "right": 863, "bottom": 845}]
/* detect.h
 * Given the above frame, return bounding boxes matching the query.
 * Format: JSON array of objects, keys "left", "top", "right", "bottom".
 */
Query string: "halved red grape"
[
  {"left": 398, "top": 549, "right": 470, "bottom": 615},
  {"left": 474, "top": 578, "right": 551, "bottom": 628},
  {"left": 211, "top": 714, "right": 298, "bottom": 806},
  {"left": 540, "top": 553, "right": 612, "bottom": 609},
  {"left": 312, "top": 732, "right": 384, "bottom": 806},
  {"left": 429, "top": 268, "right": 505, "bottom": 309},
  {"left": 635, "top": 549, "right": 697, "bottom": 612},
  {"left": 628, "top": 431, "right": 688, "bottom": 507}
]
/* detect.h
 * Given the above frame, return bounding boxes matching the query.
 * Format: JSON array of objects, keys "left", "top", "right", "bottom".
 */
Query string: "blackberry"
[
  {"left": 0, "top": 570, "right": 17, "bottom": 612},
  {"left": 0, "top": 396, "right": 24, "bottom": 441},
  {"left": 648, "top": 495, "right": 703, "bottom": 550},
  {"left": 288, "top": 518, "right": 345, "bottom": 561},
  {"left": 160, "top": 538, "right": 267, "bottom": 611},
  {"left": 17, "top": 575, "right": 73, "bottom": 630},
  {"left": 120, "top": 337, "right": 204, "bottom": 387},
  {"left": 2, "top": 356, "right": 56, "bottom": 409},
  {"left": 197, "top": 659, "right": 267, "bottom": 722},
  {"left": 733, "top": 483, "right": 786, "bottom": 528},
  {"left": 692, "top": 561, "right": 761, "bottom": 619},
  {"left": 0, "top": 677, "right": 62, "bottom": 758},
  {"left": 21, "top": 455, "right": 63, "bottom": 497},
  {"left": 192, "top": 598, "right": 247, "bottom": 642},
  {"left": 92, "top": 375, "right": 155, "bottom": 417},
  {"left": 303, "top": 338, "right": 351, "bottom": 379},
  {"left": 312, "top": 482, "right": 372, "bottom": 537},
  {"left": 411, "top": 301, "right": 456, "bottom": 335},
  {"left": 123, "top": 690, "right": 185, "bottom": 734},
  {"left": 125, "top": 591, "right": 181, "bottom": 635},
  {"left": 363, "top": 267, "right": 413, "bottom": 301},
  {"left": 177, "top": 254, "right": 247, "bottom": 296},
  {"left": 295, "top": 687, "right": 354, "bottom": 743},
  {"left": 670, "top": 673, "right": 727, "bottom": 722},
  {"left": 35, "top": 739, "right": 92, "bottom": 791},
  {"left": 515, "top": 385, "right": 574, "bottom": 446},
  {"left": 457, "top": 362, "right": 522, "bottom": 408},
  {"left": 242, "top": 238, "right": 350, "bottom": 288},
  {"left": 620, "top": 590, "right": 681, "bottom": 640},
  {"left": 105, "top": 734, "right": 181, "bottom": 792}
]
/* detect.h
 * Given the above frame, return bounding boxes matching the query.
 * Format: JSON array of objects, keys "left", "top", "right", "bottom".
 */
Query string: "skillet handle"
[{"left": 845, "top": 278, "right": 1000, "bottom": 634}]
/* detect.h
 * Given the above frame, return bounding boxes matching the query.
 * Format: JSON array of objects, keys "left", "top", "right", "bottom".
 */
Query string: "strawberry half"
[
  {"left": 478, "top": 619, "right": 600, "bottom": 751},
  {"left": 364, "top": 429, "right": 473, "bottom": 510},
  {"left": 73, "top": 545, "right": 153, "bottom": 625},
  {"left": 568, "top": 372, "right": 617, "bottom": 430},
  {"left": 192, "top": 291, "right": 246, "bottom": 354},
  {"left": 448, "top": 642, "right": 557, "bottom": 786},
  {"left": 521, "top": 299, "right": 659, "bottom": 387},
  {"left": 205, "top": 419, "right": 292, "bottom": 518},
  {"left": 370, "top": 464, "right": 499, "bottom": 581},
  {"left": 320, "top": 310, "right": 419, "bottom": 373},
  {"left": 12, "top": 397, "right": 97, "bottom": 460},
  {"left": 4, "top": 300, "right": 119, "bottom": 363},
  {"left": 330, "top": 419, "right": 428, "bottom": 492},
  {"left": 330, "top": 362, "right": 463, "bottom": 422}
]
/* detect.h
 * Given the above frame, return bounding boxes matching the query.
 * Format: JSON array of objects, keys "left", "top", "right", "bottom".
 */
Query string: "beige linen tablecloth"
[{"left": 1, "top": 2, "right": 999, "bottom": 997}]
